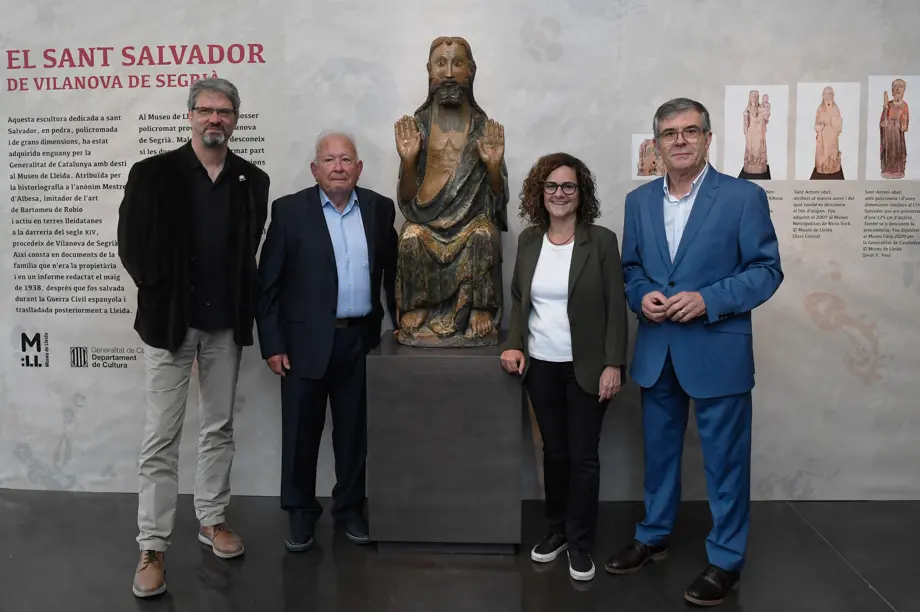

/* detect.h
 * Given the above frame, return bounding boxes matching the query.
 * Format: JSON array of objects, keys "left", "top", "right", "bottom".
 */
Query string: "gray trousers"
[{"left": 136, "top": 328, "right": 242, "bottom": 552}]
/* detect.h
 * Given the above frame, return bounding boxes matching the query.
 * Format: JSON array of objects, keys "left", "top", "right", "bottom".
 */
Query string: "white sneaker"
[
  {"left": 568, "top": 549, "right": 595, "bottom": 581},
  {"left": 530, "top": 533, "right": 568, "bottom": 563}
]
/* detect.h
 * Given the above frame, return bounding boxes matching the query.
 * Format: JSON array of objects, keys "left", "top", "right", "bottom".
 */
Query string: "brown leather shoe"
[
  {"left": 198, "top": 523, "right": 245, "bottom": 559},
  {"left": 132, "top": 550, "right": 166, "bottom": 598}
]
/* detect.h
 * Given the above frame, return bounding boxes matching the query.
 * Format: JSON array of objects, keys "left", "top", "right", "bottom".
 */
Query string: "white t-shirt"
[{"left": 527, "top": 234, "right": 573, "bottom": 362}]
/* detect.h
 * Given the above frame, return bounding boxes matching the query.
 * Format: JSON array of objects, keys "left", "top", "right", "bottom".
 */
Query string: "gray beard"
[{"left": 202, "top": 131, "right": 226, "bottom": 147}]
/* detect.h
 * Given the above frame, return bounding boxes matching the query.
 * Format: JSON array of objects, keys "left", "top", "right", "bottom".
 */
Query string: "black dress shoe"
[
  {"left": 285, "top": 511, "right": 314, "bottom": 553},
  {"left": 683, "top": 565, "right": 740, "bottom": 606},
  {"left": 336, "top": 515, "right": 370, "bottom": 545},
  {"left": 604, "top": 539, "right": 668, "bottom": 574}
]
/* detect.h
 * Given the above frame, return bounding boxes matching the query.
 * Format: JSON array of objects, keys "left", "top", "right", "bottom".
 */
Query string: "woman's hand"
[
  {"left": 598, "top": 366, "right": 621, "bottom": 402},
  {"left": 500, "top": 350, "right": 526, "bottom": 375}
]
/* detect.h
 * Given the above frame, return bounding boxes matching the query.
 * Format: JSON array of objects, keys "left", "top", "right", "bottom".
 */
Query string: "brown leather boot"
[
  {"left": 132, "top": 550, "right": 166, "bottom": 598},
  {"left": 198, "top": 523, "right": 245, "bottom": 559}
]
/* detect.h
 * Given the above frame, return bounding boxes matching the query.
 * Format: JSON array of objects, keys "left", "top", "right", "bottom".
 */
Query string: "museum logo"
[
  {"left": 70, "top": 346, "right": 89, "bottom": 368},
  {"left": 20, "top": 331, "right": 50, "bottom": 368}
]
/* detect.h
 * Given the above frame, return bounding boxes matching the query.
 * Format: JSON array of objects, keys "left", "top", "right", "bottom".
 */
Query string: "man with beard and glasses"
[
  {"left": 118, "top": 77, "right": 270, "bottom": 599},
  {"left": 392, "top": 36, "right": 509, "bottom": 347}
]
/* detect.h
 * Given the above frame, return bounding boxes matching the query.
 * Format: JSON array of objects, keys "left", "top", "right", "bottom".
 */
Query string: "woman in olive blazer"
[{"left": 500, "top": 152, "right": 629, "bottom": 582}]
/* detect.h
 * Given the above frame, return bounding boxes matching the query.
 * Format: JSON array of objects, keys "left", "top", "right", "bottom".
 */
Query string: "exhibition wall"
[{"left": 2, "top": 0, "right": 918, "bottom": 501}]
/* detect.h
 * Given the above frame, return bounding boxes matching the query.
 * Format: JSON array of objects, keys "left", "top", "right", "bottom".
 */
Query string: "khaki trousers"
[{"left": 136, "top": 328, "right": 242, "bottom": 552}]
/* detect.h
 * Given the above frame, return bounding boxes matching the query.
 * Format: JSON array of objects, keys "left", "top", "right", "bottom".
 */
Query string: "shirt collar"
[
  {"left": 319, "top": 188, "right": 359, "bottom": 214},
  {"left": 663, "top": 163, "right": 709, "bottom": 202},
  {"left": 182, "top": 140, "right": 239, "bottom": 175}
]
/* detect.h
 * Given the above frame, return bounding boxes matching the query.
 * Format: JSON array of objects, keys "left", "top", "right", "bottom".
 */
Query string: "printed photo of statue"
[
  {"left": 796, "top": 82, "right": 859, "bottom": 181},
  {"left": 725, "top": 85, "right": 787, "bottom": 180},
  {"left": 636, "top": 137, "right": 664, "bottom": 176},
  {"left": 740, "top": 90, "right": 771, "bottom": 180},
  {"left": 811, "top": 86, "right": 845, "bottom": 180},
  {"left": 880, "top": 78, "right": 909, "bottom": 179}
]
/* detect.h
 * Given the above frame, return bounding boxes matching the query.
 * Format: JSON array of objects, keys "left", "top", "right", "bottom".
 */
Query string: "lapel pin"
[{"left": 239, "top": 175, "right": 246, "bottom": 182}]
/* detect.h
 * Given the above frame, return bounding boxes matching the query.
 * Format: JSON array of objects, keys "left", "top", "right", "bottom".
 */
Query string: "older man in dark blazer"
[
  {"left": 118, "top": 78, "right": 270, "bottom": 599},
  {"left": 256, "top": 130, "right": 398, "bottom": 552}
]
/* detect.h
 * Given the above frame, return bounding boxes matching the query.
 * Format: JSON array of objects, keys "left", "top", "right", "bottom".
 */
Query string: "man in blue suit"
[{"left": 604, "top": 98, "right": 783, "bottom": 606}]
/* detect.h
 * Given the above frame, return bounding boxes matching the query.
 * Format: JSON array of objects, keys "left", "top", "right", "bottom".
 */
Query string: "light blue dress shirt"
[
  {"left": 662, "top": 164, "right": 709, "bottom": 261},
  {"left": 319, "top": 189, "right": 372, "bottom": 318}
]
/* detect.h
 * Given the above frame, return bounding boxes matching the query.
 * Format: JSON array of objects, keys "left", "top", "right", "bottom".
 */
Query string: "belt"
[{"left": 335, "top": 317, "right": 364, "bottom": 329}]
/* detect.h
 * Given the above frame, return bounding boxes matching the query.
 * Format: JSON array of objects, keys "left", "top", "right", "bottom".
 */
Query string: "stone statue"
[
  {"left": 811, "top": 86, "right": 844, "bottom": 180},
  {"left": 637, "top": 138, "right": 665, "bottom": 176},
  {"left": 740, "top": 90, "right": 771, "bottom": 180},
  {"left": 880, "top": 79, "right": 909, "bottom": 179},
  {"left": 393, "top": 36, "right": 509, "bottom": 347}
]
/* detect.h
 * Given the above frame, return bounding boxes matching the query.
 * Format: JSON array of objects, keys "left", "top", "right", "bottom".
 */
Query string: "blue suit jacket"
[{"left": 621, "top": 165, "right": 783, "bottom": 399}]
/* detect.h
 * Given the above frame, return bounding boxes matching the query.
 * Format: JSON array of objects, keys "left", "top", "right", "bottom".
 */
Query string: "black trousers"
[
  {"left": 525, "top": 358, "right": 609, "bottom": 553},
  {"left": 280, "top": 324, "right": 366, "bottom": 523}
]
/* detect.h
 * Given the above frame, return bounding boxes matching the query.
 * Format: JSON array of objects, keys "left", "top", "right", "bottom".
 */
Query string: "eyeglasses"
[
  {"left": 543, "top": 181, "right": 578, "bottom": 195},
  {"left": 193, "top": 107, "right": 236, "bottom": 119},
  {"left": 658, "top": 126, "right": 704, "bottom": 145}
]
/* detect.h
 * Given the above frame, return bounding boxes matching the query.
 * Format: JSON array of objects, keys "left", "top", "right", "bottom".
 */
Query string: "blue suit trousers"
[{"left": 635, "top": 352, "right": 752, "bottom": 572}]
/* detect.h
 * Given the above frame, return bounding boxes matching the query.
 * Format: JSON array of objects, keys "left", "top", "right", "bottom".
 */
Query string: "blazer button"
[{"left": 668, "top": 281, "right": 676, "bottom": 287}]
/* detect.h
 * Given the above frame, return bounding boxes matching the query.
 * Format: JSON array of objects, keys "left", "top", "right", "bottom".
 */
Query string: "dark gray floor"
[{"left": 0, "top": 490, "right": 915, "bottom": 612}]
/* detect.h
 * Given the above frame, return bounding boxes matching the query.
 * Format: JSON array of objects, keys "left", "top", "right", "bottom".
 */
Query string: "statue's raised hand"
[
  {"left": 476, "top": 119, "right": 505, "bottom": 169},
  {"left": 395, "top": 115, "right": 421, "bottom": 162}
]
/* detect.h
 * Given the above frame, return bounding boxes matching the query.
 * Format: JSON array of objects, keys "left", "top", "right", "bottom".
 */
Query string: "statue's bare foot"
[
  {"left": 400, "top": 309, "right": 429, "bottom": 336},
  {"left": 468, "top": 310, "right": 494, "bottom": 337}
]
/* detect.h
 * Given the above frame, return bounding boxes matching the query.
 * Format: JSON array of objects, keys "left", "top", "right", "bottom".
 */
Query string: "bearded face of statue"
[{"left": 427, "top": 41, "right": 474, "bottom": 108}]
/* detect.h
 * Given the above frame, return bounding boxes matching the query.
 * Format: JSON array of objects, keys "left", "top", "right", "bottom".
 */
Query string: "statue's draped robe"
[
  {"left": 743, "top": 105, "right": 769, "bottom": 174},
  {"left": 814, "top": 103, "right": 843, "bottom": 177},
  {"left": 881, "top": 101, "right": 909, "bottom": 178},
  {"left": 395, "top": 107, "right": 509, "bottom": 337}
]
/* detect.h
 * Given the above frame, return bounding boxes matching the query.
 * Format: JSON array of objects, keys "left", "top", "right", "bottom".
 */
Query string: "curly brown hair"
[{"left": 518, "top": 152, "right": 601, "bottom": 228}]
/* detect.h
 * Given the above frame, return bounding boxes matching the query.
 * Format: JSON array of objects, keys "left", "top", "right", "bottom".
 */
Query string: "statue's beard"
[{"left": 431, "top": 79, "right": 468, "bottom": 108}]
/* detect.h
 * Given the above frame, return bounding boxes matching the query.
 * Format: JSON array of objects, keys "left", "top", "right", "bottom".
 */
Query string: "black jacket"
[
  {"left": 117, "top": 142, "right": 270, "bottom": 351},
  {"left": 255, "top": 185, "right": 398, "bottom": 379}
]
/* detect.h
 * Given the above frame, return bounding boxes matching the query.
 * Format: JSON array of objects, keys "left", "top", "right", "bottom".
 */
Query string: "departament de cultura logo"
[{"left": 70, "top": 346, "right": 88, "bottom": 368}]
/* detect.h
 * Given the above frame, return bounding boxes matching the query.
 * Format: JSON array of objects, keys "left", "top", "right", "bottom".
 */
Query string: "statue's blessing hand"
[
  {"left": 395, "top": 115, "right": 421, "bottom": 161},
  {"left": 477, "top": 119, "right": 505, "bottom": 167}
]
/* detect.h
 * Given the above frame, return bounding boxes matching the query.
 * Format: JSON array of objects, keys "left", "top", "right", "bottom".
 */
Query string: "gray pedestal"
[{"left": 366, "top": 332, "right": 522, "bottom": 554}]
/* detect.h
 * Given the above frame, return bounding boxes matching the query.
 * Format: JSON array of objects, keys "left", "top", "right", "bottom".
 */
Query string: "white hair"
[{"left": 314, "top": 130, "right": 360, "bottom": 162}]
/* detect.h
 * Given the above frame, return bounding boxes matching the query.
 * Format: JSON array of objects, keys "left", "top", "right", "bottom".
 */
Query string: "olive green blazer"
[{"left": 502, "top": 223, "right": 629, "bottom": 395}]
